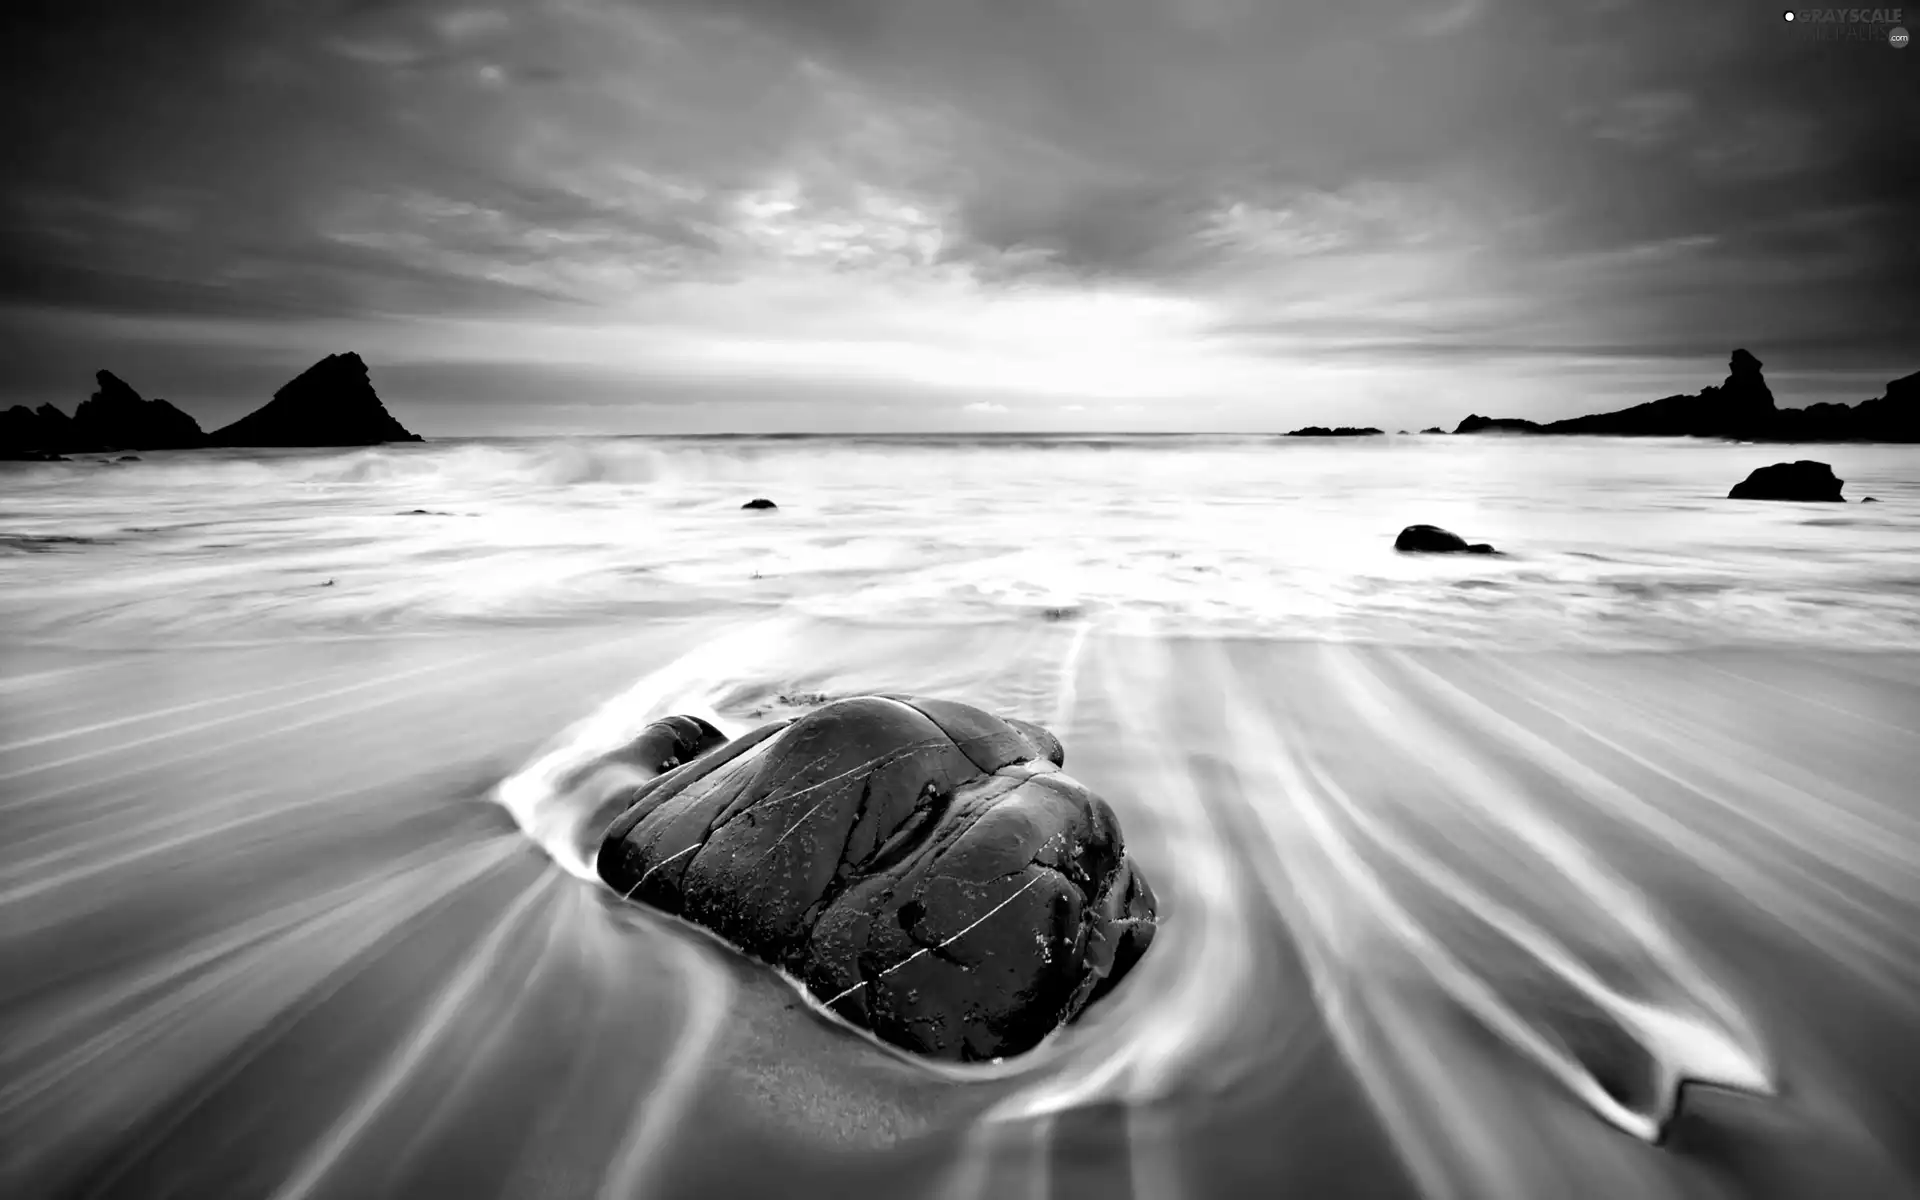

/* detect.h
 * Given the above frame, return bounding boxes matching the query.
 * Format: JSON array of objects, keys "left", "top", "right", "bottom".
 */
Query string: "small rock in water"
[
  {"left": 1727, "top": 460, "right": 1845, "bottom": 502},
  {"left": 117, "top": 455, "right": 141, "bottom": 462},
  {"left": 1862, "top": 496, "right": 1879, "bottom": 503},
  {"left": 1395, "top": 524, "right": 1499, "bottom": 554},
  {"left": 742, "top": 497, "right": 778, "bottom": 510},
  {"left": 597, "top": 695, "right": 1157, "bottom": 1062}
]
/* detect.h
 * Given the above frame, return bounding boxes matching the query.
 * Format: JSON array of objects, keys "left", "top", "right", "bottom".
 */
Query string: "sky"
[{"left": 2, "top": 0, "right": 1916, "bottom": 435}]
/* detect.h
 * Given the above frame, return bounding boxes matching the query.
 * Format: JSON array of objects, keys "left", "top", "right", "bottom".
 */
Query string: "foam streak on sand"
[{"left": 4, "top": 433, "right": 1920, "bottom": 1200}]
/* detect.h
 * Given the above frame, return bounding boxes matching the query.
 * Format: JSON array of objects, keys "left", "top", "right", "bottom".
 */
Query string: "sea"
[{"left": 3, "top": 433, "right": 1918, "bottom": 1200}]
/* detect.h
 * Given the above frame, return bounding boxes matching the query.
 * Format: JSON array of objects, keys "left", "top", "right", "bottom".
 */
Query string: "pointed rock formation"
[
  {"left": 209, "top": 353, "right": 421, "bottom": 447},
  {"left": 72, "top": 371, "right": 206, "bottom": 451}
]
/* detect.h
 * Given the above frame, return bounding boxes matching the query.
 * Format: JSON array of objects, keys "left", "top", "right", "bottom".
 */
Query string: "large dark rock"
[
  {"left": 1420, "top": 427, "right": 1446, "bottom": 434},
  {"left": 72, "top": 371, "right": 206, "bottom": 451},
  {"left": 1284, "top": 426, "right": 1383, "bottom": 437},
  {"left": 209, "top": 352, "right": 421, "bottom": 447},
  {"left": 1727, "top": 461, "right": 1845, "bottom": 502},
  {"left": 741, "top": 498, "right": 778, "bottom": 510},
  {"left": 597, "top": 695, "right": 1157, "bottom": 1062},
  {"left": 1, "top": 403, "right": 95, "bottom": 456},
  {"left": 1395, "top": 524, "right": 1498, "bottom": 554}
]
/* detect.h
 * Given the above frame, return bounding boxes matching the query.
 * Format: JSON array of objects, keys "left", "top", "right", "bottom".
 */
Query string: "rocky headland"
[
  {"left": 1452, "top": 350, "right": 1917, "bottom": 442},
  {"left": 1, "top": 352, "right": 421, "bottom": 458}
]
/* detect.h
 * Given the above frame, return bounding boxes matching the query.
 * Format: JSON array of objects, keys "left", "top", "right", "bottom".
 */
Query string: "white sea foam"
[{"left": 3, "top": 435, "right": 1917, "bottom": 649}]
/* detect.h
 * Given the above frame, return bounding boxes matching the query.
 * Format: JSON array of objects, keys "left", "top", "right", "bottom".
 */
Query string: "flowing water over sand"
[{"left": 3, "top": 436, "right": 1919, "bottom": 1199}]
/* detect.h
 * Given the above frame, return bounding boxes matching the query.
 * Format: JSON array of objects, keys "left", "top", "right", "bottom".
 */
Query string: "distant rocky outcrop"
[
  {"left": 1, "top": 403, "right": 92, "bottom": 458},
  {"left": 1284, "top": 425, "right": 1384, "bottom": 437},
  {"left": 209, "top": 353, "right": 421, "bottom": 447},
  {"left": 741, "top": 498, "right": 778, "bottom": 510},
  {"left": 1420, "top": 427, "right": 1446, "bottom": 434},
  {"left": 1394, "top": 525, "right": 1499, "bottom": 554},
  {"left": 1727, "top": 461, "right": 1846, "bottom": 502},
  {"left": 1452, "top": 351, "right": 1918, "bottom": 442},
  {"left": 1454, "top": 415, "right": 1544, "bottom": 434},
  {"left": 73, "top": 371, "right": 206, "bottom": 450},
  {"left": 4, "top": 353, "right": 420, "bottom": 458}
]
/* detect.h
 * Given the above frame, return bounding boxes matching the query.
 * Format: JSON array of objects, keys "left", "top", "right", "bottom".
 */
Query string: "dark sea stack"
[
  {"left": 1727, "top": 461, "right": 1846, "bottom": 502},
  {"left": 72, "top": 371, "right": 207, "bottom": 451},
  {"left": 2, "top": 403, "right": 94, "bottom": 456},
  {"left": 1395, "top": 524, "right": 1498, "bottom": 554},
  {"left": 1420, "top": 426, "right": 1446, "bottom": 434},
  {"left": 597, "top": 695, "right": 1158, "bottom": 1062},
  {"left": 1284, "top": 426, "right": 1384, "bottom": 437},
  {"left": 742, "top": 497, "right": 778, "bottom": 510},
  {"left": 209, "top": 352, "right": 422, "bottom": 447}
]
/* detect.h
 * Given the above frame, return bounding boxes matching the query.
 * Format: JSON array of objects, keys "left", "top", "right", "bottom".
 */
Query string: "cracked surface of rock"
[{"left": 596, "top": 695, "right": 1157, "bottom": 1061}]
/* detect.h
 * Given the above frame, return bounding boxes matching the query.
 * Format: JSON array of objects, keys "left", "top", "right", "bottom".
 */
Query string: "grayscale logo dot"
[
  {"left": 1783, "top": 9, "right": 1795, "bottom": 20},
  {"left": 1891, "top": 25, "right": 1910, "bottom": 47}
]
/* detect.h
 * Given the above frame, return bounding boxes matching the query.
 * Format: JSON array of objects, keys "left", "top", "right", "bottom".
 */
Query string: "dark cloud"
[{"left": 0, "top": 0, "right": 1915, "bottom": 424}]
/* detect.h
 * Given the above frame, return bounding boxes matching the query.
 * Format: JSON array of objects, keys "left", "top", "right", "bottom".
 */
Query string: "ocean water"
[
  {"left": 4, "top": 435, "right": 1919, "bottom": 1200},
  {"left": 2, "top": 434, "right": 1917, "bottom": 647}
]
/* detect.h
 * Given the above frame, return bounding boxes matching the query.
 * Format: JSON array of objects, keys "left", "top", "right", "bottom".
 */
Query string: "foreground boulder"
[
  {"left": 1395, "top": 524, "right": 1498, "bottom": 554},
  {"left": 72, "top": 371, "right": 206, "bottom": 450},
  {"left": 597, "top": 695, "right": 1157, "bottom": 1062},
  {"left": 1728, "top": 460, "right": 1845, "bottom": 502},
  {"left": 209, "top": 352, "right": 421, "bottom": 447}
]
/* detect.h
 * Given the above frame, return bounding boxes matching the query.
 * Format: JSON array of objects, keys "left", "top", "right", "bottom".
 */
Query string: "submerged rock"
[
  {"left": 1727, "top": 461, "right": 1845, "bottom": 502},
  {"left": 597, "top": 695, "right": 1157, "bottom": 1062},
  {"left": 741, "top": 497, "right": 778, "bottom": 510},
  {"left": 1395, "top": 524, "right": 1499, "bottom": 554}
]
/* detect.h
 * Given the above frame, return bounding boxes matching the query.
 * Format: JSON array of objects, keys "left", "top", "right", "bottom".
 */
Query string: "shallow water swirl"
[{"left": 7, "top": 612, "right": 1914, "bottom": 1199}]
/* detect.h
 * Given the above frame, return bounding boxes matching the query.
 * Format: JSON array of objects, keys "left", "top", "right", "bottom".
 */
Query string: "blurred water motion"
[{"left": 4, "top": 619, "right": 1918, "bottom": 1199}]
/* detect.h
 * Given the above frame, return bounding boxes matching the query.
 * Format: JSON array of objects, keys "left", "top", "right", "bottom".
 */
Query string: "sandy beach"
[{"left": 5, "top": 611, "right": 1916, "bottom": 1199}]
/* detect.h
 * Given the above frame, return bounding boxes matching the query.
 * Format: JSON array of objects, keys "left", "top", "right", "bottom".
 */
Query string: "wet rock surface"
[
  {"left": 597, "top": 695, "right": 1157, "bottom": 1062},
  {"left": 1728, "top": 460, "right": 1846, "bottom": 502},
  {"left": 1395, "top": 524, "right": 1499, "bottom": 554}
]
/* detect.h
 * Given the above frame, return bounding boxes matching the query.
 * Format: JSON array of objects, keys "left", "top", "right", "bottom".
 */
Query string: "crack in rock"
[{"left": 595, "top": 694, "right": 1159, "bottom": 1062}]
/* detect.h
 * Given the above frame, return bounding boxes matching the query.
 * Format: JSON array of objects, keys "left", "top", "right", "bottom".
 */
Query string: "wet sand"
[{"left": 3, "top": 622, "right": 1917, "bottom": 1200}]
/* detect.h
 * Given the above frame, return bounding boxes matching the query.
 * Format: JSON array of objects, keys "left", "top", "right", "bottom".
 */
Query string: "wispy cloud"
[{"left": 1, "top": 0, "right": 1915, "bottom": 430}]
